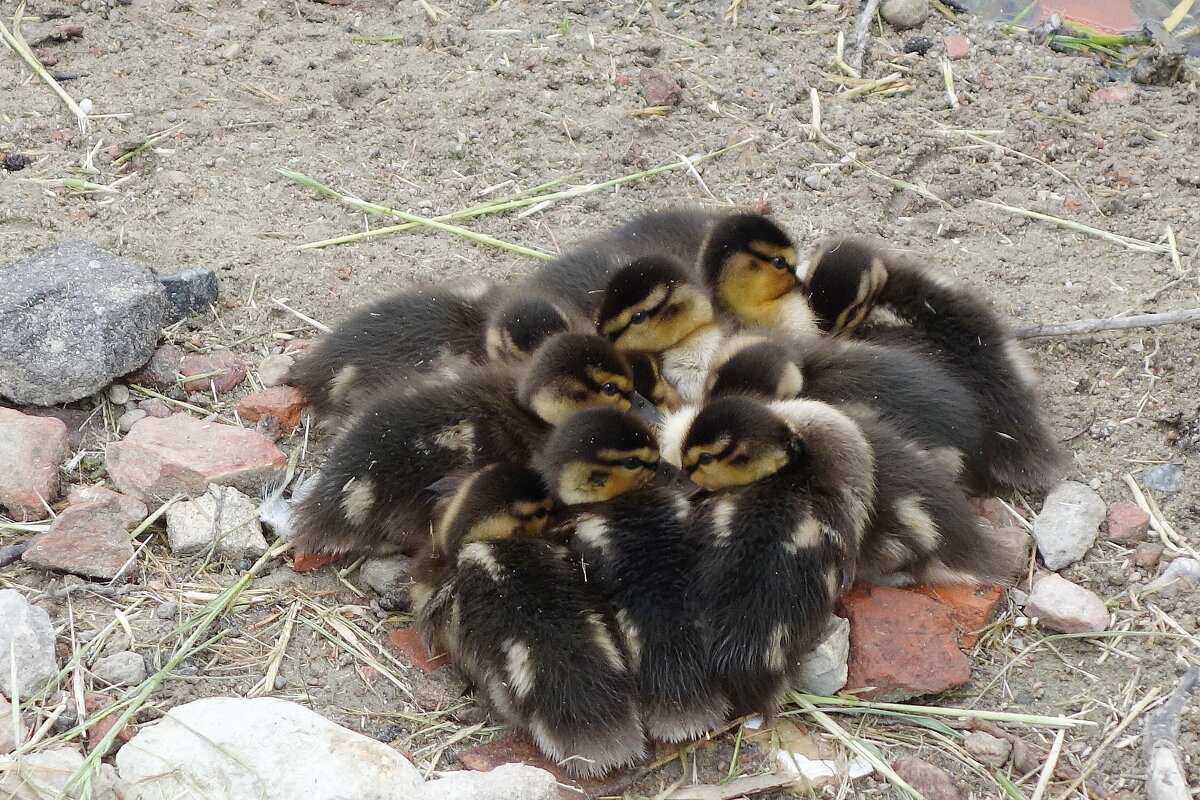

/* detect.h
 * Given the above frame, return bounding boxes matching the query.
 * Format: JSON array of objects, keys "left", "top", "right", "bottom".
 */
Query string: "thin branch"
[
  {"left": 1144, "top": 666, "right": 1198, "bottom": 800},
  {"left": 1014, "top": 307, "right": 1200, "bottom": 339},
  {"left": 850, "top": 0, "right": 883, "bottom": 74}
]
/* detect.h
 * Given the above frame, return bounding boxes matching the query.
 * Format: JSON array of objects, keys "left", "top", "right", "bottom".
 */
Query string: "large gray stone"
[
  {"left": 0, "top": 240, "right": 167, "bottom": 405},
  {"left": 115, "top": 696, "right": 423, "bottom": 800},
  {"left": 0, "top": 590, "right": 58, "bottom": 701},
  {"left": 1032, "top": 481, "right": 1106, "bottom": 571},
  {"left": 414, "top": 764, "right": 559, "bottom": 800},
  {"left": 0, "top": 747, "right": 132, "bottom": 800},
  {"left": 796, "top": 616, "right": 849, "bottom": 696}
]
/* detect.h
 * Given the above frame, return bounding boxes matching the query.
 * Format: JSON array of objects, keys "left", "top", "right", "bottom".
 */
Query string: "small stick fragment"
[
  {"left": 271, "top": 298, "right": 332, "bottom": 333},
  {"left": 850, "top": 0, "right": 883, "bottom": 74},
  {"left": 1014, "top": 307, "right": 1200, "bottom": 339},
  {"left": 1144, "top": 667, "right": 1197, "bottom": 800}
]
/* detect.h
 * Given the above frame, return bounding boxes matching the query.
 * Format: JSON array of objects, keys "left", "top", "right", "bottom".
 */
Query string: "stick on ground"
[
  {"left": 1144, "top": 665, "right": 1198, "bottom": 800},
  {"left": 1014, "top": 307, "right": 1200, "bottom": 339}
]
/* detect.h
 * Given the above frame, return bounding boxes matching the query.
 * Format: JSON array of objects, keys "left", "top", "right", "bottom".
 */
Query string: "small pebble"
[
  {"left": 107, "top": 383, "right": 130, "bottom": 405},
  {"left": 1143, "top": 557, "right": 1200, "bottom": 598},
  {"left": 274, "top": 675, "right": 286, "bottom": 690},
  {"left": 964, "top": 731, "right": 1011, "bottom": 768},
  {"left": 165, "top": 111, "right": 178, "bottom": 123},
  {"left": 904, "top": 36, "right": 933, "bottom": 55},
  {"left": 118, "top": 408, "right": 148, "bottom": 434},
  {"left": 881, "top": 0, "right": 929, "bottom": 30},
  {"left": 154, "top": 601, "right": 179, "bottom": 620},
  {"left": 1138, "top": 464, "right": 1183, "bottom": 493},
  {"left": 257, "top": 354, "right": 295, "bottom": 388},
  {"left": 1135, "top": 543, "right": 1165, "bottom": 569},
  {"left": 803, "top": 174, "right": 822, "bottom": 190},
  {"left": 91, "top": 650, "right": 147, "bottom": 687},
  {"left": 763, "top": 64, "right": 779, "bottom": 77}
]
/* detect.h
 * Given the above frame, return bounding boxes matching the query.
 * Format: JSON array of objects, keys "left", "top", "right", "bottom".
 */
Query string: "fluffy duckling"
[
  {"left": 604, "top": 209, "right": 817, "bottom": 336},
  {"left": 538, "top": 408, "right": 729, "bottom": 741},
  {"left": 594, "top": 257, "right": 727, "bottom": 404},
  {"left": 412, "top": 463, "right": 645, "bottom": 778},
  {"left": 705, "top": 333, "right": 988, "bottom": 487},
  {"left": 288, "top": 283, "right": 577, "bottom": 425},
  {"left": 804, "top": 237, "right": 1070, "bottom": 493},
  {"left": 664, "top": 396, "right": 873, "bottom": 716},
  {"left": 291, "top": 333, "right": 638, "bottom": 557}
]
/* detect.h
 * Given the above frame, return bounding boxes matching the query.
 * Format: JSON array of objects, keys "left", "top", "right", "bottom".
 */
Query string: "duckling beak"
[
  {"left": 629, "top": 391, "right": 662, "bottom": 425},
  {"left": 652, "top": 459, "right": 700, "bottom": 491}
]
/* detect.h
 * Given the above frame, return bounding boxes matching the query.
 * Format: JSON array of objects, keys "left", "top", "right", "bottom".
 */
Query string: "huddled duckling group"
[{"left": 284, "top": 209, "right": 1070, "bottom": 777}]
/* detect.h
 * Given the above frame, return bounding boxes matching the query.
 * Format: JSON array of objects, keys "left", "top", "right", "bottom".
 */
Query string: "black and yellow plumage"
[{"left": 539, "top": 408, "right": 729, "bottom": 741}]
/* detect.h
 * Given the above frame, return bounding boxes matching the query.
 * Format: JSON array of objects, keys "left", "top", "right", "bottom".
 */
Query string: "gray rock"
[
  {"left": 106, "top": 383, "right": 130, "bottom": 405},
  {"left": 154, "top": 601, "right": 179, "bottom": 620},
  {"left": 164, "top": 485, "right": 268, "bottom": 561},
  {"left": 1032, "top": 481, "right": 1106, "bottom": 571},
  {"left": 115, "top": 696, "right": 422, "bottom": 800},
  {"left": 881, "top": 0, "right": 929, "bottom": 30},
  {"left": 257, "top": 354, "right": 295, "bottom": 388},
  {"left": 117, "top": 408, "right": 149, "bottom": 434},
  {"left": 91, "top": 651, "right": 147, "bottom": 687},
  {"left": 0, "top": 240, "right": 167, "bottom": 405},
  {"left": 0, "top": 747, "right": 133, "bottom": 800},
  {"left": 1142, "top": 557, "right": 1200, "bottom": 598},
  {"left": 0, "top": 589, "right": 58, "bottom": 700},
  {"left": 795, "top": 615, "right": 848, "bottom": 696},
  {"left": 1025, "top": 573, "right": 1109, "bottom": 634},
  {"left": 963, "top": 731, "right": 1011, "bottom": 768},
  {"left": 159, "top": 268, "right": 218, "bottom": 323},
  {"left": 1138, "top": 464, "right": 1183, "bottom": 493},
  {"left": 803, "top": 173, "right": 822, "bottom": 190},
  {"left": 359, "top": 554, "right": 412, "bottom": 596},
  {"left": 414, "top": 764, "right": 558, "bottom": 800}
]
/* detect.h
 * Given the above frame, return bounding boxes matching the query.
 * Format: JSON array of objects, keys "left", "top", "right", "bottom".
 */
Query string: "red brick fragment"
[
  {"left": 1106, "top": 502, "right": 1150, "bottom": 543},
  {"left": 386, "top": 628, "right": 451, "bottom": 673},
  {"left": 943, "top": 33, "right": 971, "bottom": 60},
  {"left": 237, "top": 386, "right": 306, "bottom": 432},
  {"left": 892, "top": 756, "right": 964, "bottom": 800},
  {"left": 842, "top": 583, "right": 972, "bottom": 701},
  {"left": 915, "top": 583, "right": 1005, "bottom": 648},
  {"left": 83, "top": 692, "right": 135, "bottom": 750},
  {"left": 180, "top": 351, "right": 247, "bottom": 394},
  {"left": 292, "top": 550, "right": 340, "bottom": 572},
  {"left": 638, "top": 68, "right": 681, "bottom": 106}
]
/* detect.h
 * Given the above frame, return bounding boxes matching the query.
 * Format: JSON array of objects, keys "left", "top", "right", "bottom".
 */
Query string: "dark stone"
[
  {"left": 159, "top": 268, "right": 218, "bottom": 322},
  {"left": 0, "top": 240, "right": 167, "bottom": 405},
  {"left": 3, "top": 153, "right": 32, "bottom": 172},
  {"left": 903, "top": 36, "right": 933, "bottom": 55}
]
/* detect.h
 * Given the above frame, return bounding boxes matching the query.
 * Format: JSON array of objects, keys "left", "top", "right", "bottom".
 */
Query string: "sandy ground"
[{"left": 3, "top": 0, "right": 1199, "bottom": 796}]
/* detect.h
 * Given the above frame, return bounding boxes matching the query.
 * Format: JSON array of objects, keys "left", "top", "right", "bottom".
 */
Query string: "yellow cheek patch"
[
  {"left": 718, "top": 252, "right": 797, "bottom": 323},
  {"left": 612, "top": 294, "right": 711, "bottom": 353},
  {"left": 689, "top": 442, "right": 789, "bottom": 488},
  {"left": 462, "top": 512, "right": 525, "bottom": 545}
]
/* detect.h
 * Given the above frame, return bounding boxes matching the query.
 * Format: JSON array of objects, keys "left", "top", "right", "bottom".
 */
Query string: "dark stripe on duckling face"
[
  {"left": 556, "top": 448, "right": 659, "bottom": 505},
  {"left": 716, "top": 244, "right": 800, "bottom": 323},
  {"left": 804, "top": 239, "right": 889, "bottom": 335}
]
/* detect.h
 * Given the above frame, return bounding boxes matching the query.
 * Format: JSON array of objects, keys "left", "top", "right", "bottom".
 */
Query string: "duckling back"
[
  {"left": 287, "top": 281, "right": 496, "bottom": 425},
  {"left": 449, "top": 537, "right": 645, "bottom": 777},
  {"left": 805, "top": 237, "right": 1070, "bottom": 493}
]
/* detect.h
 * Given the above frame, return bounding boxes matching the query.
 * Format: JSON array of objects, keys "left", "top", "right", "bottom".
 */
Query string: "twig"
[
  {"left": 669, "top": 774, "right": 798, "bottom": 799},
  {"left": 977, "top": 200, "right": 1172, "bottom": 254},
  {"left": 1013, "top": 308, "right": 1200, "bottom": 339},
  {"left": 850, "top": 0, "right": 883, "bottom": 74},
  {"left": 271, "top": 298, "right": 332, "bottom": 333},
  {"left": 0, "top": 541, "right": 36, "bottom": 568},
  {"left": 1029, "top": 728, "right": 1065, "bottom": 800}
]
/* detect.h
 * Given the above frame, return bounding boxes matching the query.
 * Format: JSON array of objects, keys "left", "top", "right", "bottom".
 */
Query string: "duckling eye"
[
  {"left": 769, "top": 256, "right": 791, "bottom": 271},
  {"left": 630, "top": 310, "right": 649, "bottom": 324},
  {"left": 697, "top": 452, "right": 715, "bottom": 465},
  {"left": 622, "top": 456, "right": 643, "bottom": 470},
  {"left": 601, "top": 382, "right": 620, "bottom": 396}
]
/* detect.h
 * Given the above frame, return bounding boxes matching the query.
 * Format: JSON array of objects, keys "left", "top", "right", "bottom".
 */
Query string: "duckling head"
[
  {"left": 539, "top": 408, "right": 661, "bottom": 505},
  {"left": 699, "top": 214, "right": 803, "bottom": 319},
  {"left": 486, "top": 296, "right": 573, "bottom": 364},
  {"left": 518, "top": 332, "right": 636, "bottom": 425},
  {"left": 432, "top": 463, "right": 553, "bottom": 557},
  {"left": 675, "top": 396, "right": 799, "bottom": 490},
  {"left": 595, "top": 256, "right": 715, "bottom": 353},
  {"left": 804, "top": 237, "right": 889, "bottom": 335},
  {"left": 705, "top": 335, "right": 804, "bottom": 401},
  {"left": 624, "top": 351, "right": 682, "bottom": 415}
]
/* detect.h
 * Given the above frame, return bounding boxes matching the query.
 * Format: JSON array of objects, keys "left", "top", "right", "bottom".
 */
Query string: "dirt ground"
[{"left": 3, "top": 0, "right": 1199, "bottom": 797}]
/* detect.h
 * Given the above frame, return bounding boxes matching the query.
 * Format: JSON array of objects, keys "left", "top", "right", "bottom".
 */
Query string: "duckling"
[
  {"left": 665, "top": 396, "right": 874, "bottom": 716},
  {"left": 412, "top": 463, "right": 645, "bottom": 778},
  {"left": 594, "top": 257, "right": 727, "bottom": 404},
  {"left": 288, "top": 282, "right": 577, "bottom": 426},
  {"left": 520, "top": 209, "right": 817, "bottom": 337},
  {"left": 538, "top": 408, "right": 729, "bottom": 741},
  {"left": 804, "top": 237, "right": 1070, "bottom": 493},
  {"left": 705, "top": 332, "right": 988, "bottom": 487},
  {"left": 291, "top": 332, "right": 638, "bottom": 557}
]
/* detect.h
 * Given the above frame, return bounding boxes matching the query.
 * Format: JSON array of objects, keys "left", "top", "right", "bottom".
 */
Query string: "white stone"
[
  {"left": 881, "top": 0, "right": 929, "bottom": 30},
  {"left": 1026, "top": 574, "right": 1110, "bottom": 634},
  {"left": 257, "top": 354, "right": 295, "bottom": 388},
  {"left": 0, "top": 747, "right": 131, "bottom": 800},
  {"left": 414, "top": 764, "right": 559, "bottom": 800},
  {"left": 115, "top": 696, "right": 422, "bottom": 800},
  {"left": 91, "top": 651, "right": 146, "bottom": 687},
  {"left": 1142, "top": 557, "right": 1200, "bottom": 598},
  {"left": 795, "top": 616, "right": 849, "bottom": 696},
  {"left": 164, "top": 484, "right": 268, "bottom": 560},
  {"left": 1032, "top": 481, "right": 1106, "bottom": 571},
  {"left": 0, "top": 590, "right": 58, "bottom": 701}
]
